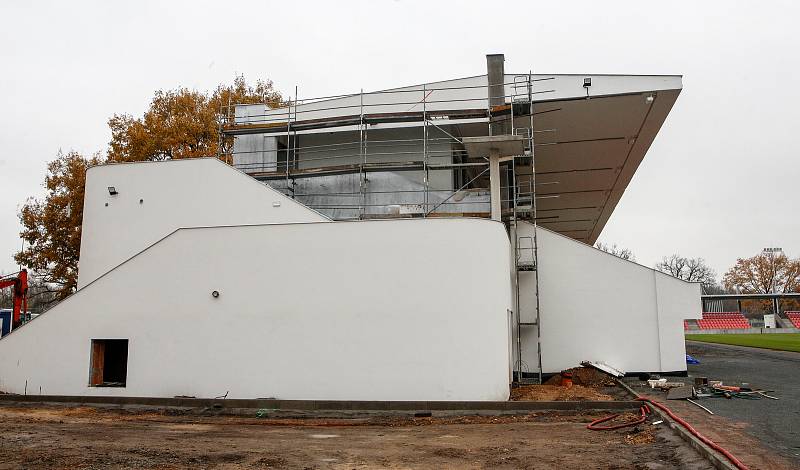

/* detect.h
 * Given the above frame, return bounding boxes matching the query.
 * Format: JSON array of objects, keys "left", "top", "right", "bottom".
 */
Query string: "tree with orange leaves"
[
  {"left": 15, "top": 151, "right": 101, "bottom": 302},
  {"left": 722, "top": 250, "right": 800, "bottom": 294},
  {"left": 16, "top": 76, "right": 282, "bottom": 303},
  {"left": 107, "top": 75, "right": 282, "bottom": 162}
]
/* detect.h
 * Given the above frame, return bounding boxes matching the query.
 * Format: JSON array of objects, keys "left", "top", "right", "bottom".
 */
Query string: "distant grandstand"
[
  {"left": 685, "top": 310, "right": 800, "bottom": 332},
  {"left": 687, "top": 293, "right": 800, "bottom": 333}
]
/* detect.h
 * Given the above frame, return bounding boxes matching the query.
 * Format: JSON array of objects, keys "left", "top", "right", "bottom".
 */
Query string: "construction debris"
[
  {"left": 756, "top": 391, "right": 779, "bottom": 400},
  {"left": 686, "top": 399, "right": 714, "bottom": 415},
  {"left": 694, "top": 377, "right": 708, "bottom": 386},
  {"left": 643, "top": 373, "right": 779, "bottom": 412},
  {"left": 581, "top": 361, "right": 625, "bottom": 378},
  {"left": 693, "top": 382, "right": 779, "bottom": 401},
  {"left": 560, "top": 370, "right": 574, "bottom": 388},
  {"left": 647, "top": 378, "right": 687, "bottom": 390}
]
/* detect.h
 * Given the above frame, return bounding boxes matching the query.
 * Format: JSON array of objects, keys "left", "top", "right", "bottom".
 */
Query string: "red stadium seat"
[
  {"left": 700, "top": 312, "right": 749, "bottom": 329},
  {"left": 787, "top": 312, "right": 800, "bottom": 328}
]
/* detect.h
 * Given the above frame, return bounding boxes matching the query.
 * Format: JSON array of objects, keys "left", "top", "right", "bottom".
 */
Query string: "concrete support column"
[{"left": 489, "top": 148, "right": 501, "bottom": 221}]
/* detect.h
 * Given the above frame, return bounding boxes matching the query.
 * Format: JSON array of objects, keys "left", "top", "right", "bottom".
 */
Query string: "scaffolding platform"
[
  {"left": 245, "top": 161, "right": 492, "bottom": 181},
  {"left": 222, "top": 108, "right": 506, "bottom": 136}
]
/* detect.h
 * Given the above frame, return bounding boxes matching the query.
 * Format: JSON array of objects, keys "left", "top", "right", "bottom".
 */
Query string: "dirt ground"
[
  {"left": 0, "top": 404, "right": 713, "bottom": 469},
  {"left": 510, "top": 366, "right": 626, "bottom": 401},
  {"left": 511, "top": 384, "right": 614, "bottom": 401},
  {"left": 510, "top": 384, "right": 615, "bottom": 401}
]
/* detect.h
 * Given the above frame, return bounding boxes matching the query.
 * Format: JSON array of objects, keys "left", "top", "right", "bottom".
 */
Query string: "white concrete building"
[{"left": 0, "top": 55, "right": 701, "bottom": 400}]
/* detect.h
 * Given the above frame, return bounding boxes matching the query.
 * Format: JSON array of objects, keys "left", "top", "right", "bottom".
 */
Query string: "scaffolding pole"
[
  {"left": 509, "top": 72, "right": 543, "bottom": 384},
  {"left": 285, "top": 91, "right": 292, "bottom": 197},
  {"left": 529, "top": 71, "right": 543, "bottom": 384},
  {"left": 359, "top": 88, "right": 366, "bottom": 219},
  {"left": 422, "top": 83, "right": 429, "bottom": 216}
]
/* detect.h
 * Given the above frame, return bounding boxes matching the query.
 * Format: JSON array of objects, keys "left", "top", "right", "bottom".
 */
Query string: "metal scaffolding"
[{"left": 219, "top": 77, "right": 554, "bottom": 216}]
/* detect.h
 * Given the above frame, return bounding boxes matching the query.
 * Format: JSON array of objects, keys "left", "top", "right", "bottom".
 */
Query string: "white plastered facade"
[
  {"left": 0, "top": 152, "right": 701, "bottom": 399},
  {"left": 0, "top": 159, "right": 512, "bottom": 400},
  {"left": 514, "top": 221, "right": 702, "bottom": 374},
  {"left": 77, "top": 158, "right": 328, "bottom": 289}
]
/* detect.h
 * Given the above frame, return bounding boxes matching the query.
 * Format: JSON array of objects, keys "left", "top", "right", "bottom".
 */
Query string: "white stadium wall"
[
  {"left": 77, "top": 158, "right": 328, "bottom": 289},
  {"left": 514, "top": 222, "right": 701, "bottom": 374},
  {"left": 3, "top": 155, "right": 699, "bottom": 400},
  {"left": 0, "top": 219, "right": 512, "bottom": 401}
]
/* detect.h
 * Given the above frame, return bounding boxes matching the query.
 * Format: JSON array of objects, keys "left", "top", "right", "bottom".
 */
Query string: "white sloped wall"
[
  {"left": 0, "top": 219, "right": 512, "bottom": 401},
  {"left": 78, "top": 158, "right": 328, "bottom": 289},
  {"left": 514, "top": 222, "right": 701, "bottom": 374}
]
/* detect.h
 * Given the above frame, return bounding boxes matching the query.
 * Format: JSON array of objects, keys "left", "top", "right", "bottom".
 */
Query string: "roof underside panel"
[{"left": 526, "top": 88, "right": 681, "bottom": 244}]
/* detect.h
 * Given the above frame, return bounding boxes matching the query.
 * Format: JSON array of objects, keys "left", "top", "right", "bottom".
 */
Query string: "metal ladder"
[{"left": 510, "top": 73, "right": 543, "bottom": 385}]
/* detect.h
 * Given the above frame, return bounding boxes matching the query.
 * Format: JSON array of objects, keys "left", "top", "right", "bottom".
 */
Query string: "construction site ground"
[
  {"left": 680, "top": 340, "right": 800, "bottom": 468},
  {"left": 628, "top": 386, "right": 797, "bottom": 470},
  {"left": 609, "top": 340, "right": 800, "bottom": 470},
  {"left": 0, "top": 404, "right": 713, "bottom": 469}
]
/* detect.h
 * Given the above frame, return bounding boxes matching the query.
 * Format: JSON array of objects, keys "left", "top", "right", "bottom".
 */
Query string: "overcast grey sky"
[{"left": 1, "top": 0, "right": 798, "bottom": 280}]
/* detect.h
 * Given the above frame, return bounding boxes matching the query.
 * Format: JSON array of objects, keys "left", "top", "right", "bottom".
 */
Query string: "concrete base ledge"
[{"left": 0, "top": 394, "right": 640, "bottom": 414}]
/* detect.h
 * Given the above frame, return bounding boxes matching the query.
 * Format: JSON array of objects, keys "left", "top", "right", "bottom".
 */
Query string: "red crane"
[{"left": 0, "top": 269, "right": 28, "bottom": 330}]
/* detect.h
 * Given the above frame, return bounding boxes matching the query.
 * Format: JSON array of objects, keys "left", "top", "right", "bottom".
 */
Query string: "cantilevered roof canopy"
[{"left": 521, "top": 83, "right": 680, "bottom": 244}]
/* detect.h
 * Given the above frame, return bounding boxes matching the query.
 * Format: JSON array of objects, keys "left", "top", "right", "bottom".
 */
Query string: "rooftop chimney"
[{"left": 486, "top": 54, "right": 505, "bottom": 108}]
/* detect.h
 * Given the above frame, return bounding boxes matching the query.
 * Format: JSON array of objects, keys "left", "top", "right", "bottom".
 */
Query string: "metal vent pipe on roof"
[{"left": 486, "top": 54, "right": 505, "bottom": 107}]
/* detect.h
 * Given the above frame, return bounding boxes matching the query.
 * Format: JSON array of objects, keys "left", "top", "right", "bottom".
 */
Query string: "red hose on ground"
[
  {"left": 635, "top": 397, "right": 749, "bottom": 470},
  {"left": 586, "top": 404, "right": 649, "bottom": 430},
  {"left": 587, "top": 397, "right": 749, "bottom": 469}
]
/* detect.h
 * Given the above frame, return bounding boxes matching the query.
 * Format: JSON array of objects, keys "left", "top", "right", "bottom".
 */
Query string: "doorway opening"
[{"left": 89, "top": 339, "right": 128, "bottom": 387}]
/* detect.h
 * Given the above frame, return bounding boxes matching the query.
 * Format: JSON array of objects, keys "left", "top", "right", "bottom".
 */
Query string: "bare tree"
[
  {"left": 594, "top": 242, "right": 635, "bottom": 261},
  {"left": 0, "top": 271, "right": 59, "bottom": 313},
  {"left": 0, "top": 272, "right": 11, "bottom": 309},
  {"left": 655, "top": 254, "right": 718, "bottom": 292}
]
